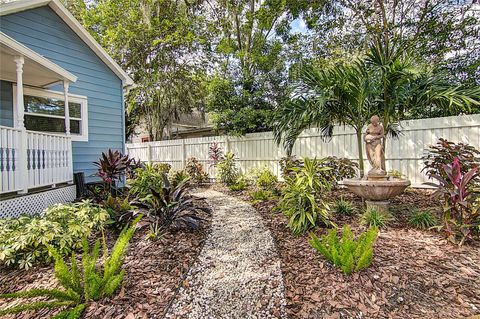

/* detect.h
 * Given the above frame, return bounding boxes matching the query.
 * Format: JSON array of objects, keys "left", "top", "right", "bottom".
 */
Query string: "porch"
[{"left": 0, "top": 32, "right": 77, "bottom": 196}]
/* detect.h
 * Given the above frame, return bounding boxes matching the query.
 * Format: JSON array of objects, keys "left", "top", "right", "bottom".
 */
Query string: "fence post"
[
  {"left": 225, "top": 136, "right": 230, "bottom": 153},
  {"left": 181, "top": 139, "right": 186, "bottom": 168},
  {"left": 147, "top": 144, "right": 152, "bottom": 164}
]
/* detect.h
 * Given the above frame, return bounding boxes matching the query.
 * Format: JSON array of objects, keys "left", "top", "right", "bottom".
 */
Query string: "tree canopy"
[{"left": 64, "top": 0, "right": 480, "bottom": 140}]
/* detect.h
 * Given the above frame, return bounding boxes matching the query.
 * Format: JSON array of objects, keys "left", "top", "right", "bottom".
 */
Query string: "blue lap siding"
[{"left": 1, "top": 6, "right": 125, "bottom": 181}]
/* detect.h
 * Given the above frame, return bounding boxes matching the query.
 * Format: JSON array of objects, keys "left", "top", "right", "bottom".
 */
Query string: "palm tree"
[
  {"left": 274, "top": 41, "right": 480, "bottom": 176},
  {"left": 273, "top": 61, "right": 376, "bottom": 176},
  {"left": 366, "top": 40, "right": 480, "bottom": 149}
]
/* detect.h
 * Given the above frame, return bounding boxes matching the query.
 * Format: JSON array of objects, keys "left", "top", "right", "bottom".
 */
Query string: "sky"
[{"left": 290, "top": 18, "right": 308, "bottom": 34}]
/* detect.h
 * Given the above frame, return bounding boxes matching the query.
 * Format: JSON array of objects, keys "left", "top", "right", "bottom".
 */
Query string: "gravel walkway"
[{"left": 165, "top": 190, "right": 287, "bottom": 319}]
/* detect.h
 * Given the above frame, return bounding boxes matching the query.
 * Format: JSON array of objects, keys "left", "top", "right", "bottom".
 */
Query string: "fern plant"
[
  {"left": 0, "top": 217, "right": 140, "bottom": 318},
  {"left": 309, "top": 225, "right": 378, "bottom": 275}
]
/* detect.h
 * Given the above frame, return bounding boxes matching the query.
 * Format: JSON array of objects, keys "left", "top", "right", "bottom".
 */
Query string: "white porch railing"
[{"left": 0, "top": 125, "right": 73, "bottom": 194}]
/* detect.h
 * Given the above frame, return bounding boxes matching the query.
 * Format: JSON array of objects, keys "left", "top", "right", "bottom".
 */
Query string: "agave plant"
[
  {"left": 132, "top": 174, "right": 208, "bottom": 231},
  {"left": 428, "top": 157, "right": 479, "bottom": 245}
]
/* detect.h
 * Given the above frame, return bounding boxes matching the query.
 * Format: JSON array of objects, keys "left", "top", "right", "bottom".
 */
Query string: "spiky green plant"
[
  {"left": 309, "top": 225, "right": 378, "bottom": 275},
  {"left": 408, "top": 210, "right": 438, "bottom": 229},
  {"left": 229, "top": 175, "right": 248, "bottom": 191},
  {"left": 360, "top": 208, "right": 393, "bottom": 228},
  {"left": 0, "top": 217, "right": 140, "bottom": 318},
  {"left": 334, "top": 198, "right": 355, "bottom": 216}
]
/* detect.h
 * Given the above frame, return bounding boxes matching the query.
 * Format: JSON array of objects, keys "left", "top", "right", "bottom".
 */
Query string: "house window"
[
  {"left": 141, "top": 136, "right": 150, "bottom": 143},
  {"left": 15, "top": 86, "right": 88, "bottom": 141}
]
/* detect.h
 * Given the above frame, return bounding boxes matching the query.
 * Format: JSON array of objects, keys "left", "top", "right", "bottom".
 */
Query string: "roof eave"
[{"left": 0, "top": 0, "right": 134, "bottom": 88}]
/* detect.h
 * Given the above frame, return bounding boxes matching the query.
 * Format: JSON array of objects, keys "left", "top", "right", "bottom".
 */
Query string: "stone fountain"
[{"left": 343, "top": 115, "right": 411, "bottom": 212}]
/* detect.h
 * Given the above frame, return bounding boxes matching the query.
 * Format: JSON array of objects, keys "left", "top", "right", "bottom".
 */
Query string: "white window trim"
[{"left": 13, "top": 85, "right": 89, "bottom": 142}]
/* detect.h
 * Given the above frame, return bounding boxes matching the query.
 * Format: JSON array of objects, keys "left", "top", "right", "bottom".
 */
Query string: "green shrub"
[
  {"left": 309, "top": 225, "right": 378, "bottom": 275},
  {"left": 103, "top": 195, "right": 141, "bottom": 232},
  {"left": 185, "top": 157, "right": 209, "bottom": 184},
  {"left": 168, "top": 169, "right": 191, "bottom": 187},
  {"left": 408, "top": 209, "right": 437, "bottom": 229},
  {"left": 229, "top": 175, "right": 248, "bottom": 191},
  {"left": 334, "top": 198, "right": 355, "bottom": 216},
  {"left": 216, "top": 151, "right": 239, "bottom": 185},
  {"left": 0, "top": 201, "right": 108, "bottom": 269},
  {"left": 276, "top": 158, "right": 333, "bottom": 235},
  {"left": 279, "top": 156, "right": 303, "bottom": 180},
  {"left": 250, "top": 167, "right": 278, "bottom": 190},
  {"left": 128, "top": 164, "right": 165, "bottom": 198},
  {"left": 249, "top": 189, "right": 274, "bottom": 202},
  {"left": 360, "top": 208, "right": 393, "bottom": 228},
  {"left": 279, "top": 156, "right": 358, "bottom": 187},
  {"left": 0, "top": 217, "right": 140, "bottom": 318}
]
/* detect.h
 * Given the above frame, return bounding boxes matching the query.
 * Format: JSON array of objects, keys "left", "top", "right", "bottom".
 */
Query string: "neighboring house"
[
  {"left": 0, "top": 0, "right": 133, "bottom": 216},
  {"left": 128, "top": 110, "right": 216, "bottom": 143}
]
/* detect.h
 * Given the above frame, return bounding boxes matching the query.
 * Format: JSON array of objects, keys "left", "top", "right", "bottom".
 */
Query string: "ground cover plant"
[
  {"left": 309, "top": 225, "right": 378, "bottom": 275},
  {"left": 408, "top": 209, "right": 437, "bottom": 229},
  {"left": 229, "top": 174, "right": 248, "bottom": 191},
  {"left": 0, "top": 217, "right": 139, "bottom": 318},
  {"left": 359, "top": 207, "right": 393, "bottom": 228},
  {"left": 0, "top": 201, "right": 108, "bottom": 269},
  {"left": 333, "top": 197, "right": 355, "bottom": 216}
]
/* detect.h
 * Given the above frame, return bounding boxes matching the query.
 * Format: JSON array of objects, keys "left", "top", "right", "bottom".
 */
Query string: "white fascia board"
[
  {"left": 0, "top": 0, "right": 134, "bottom": 87},
  {"left": 0, "top": 31, "right": 77, "bottom": 83}
]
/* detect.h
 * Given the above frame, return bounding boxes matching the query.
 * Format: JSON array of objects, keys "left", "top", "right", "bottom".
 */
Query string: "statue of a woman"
[{"left": 364, "top": 115, "right": 386, "bottom": 177}]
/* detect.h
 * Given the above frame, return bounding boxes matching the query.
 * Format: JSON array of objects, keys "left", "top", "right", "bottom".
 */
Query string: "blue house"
[{"left": 0, "top": 0, "right": 133, "bottom": 217}]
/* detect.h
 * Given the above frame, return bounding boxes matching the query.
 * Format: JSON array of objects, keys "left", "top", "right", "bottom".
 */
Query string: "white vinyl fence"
[{"left": 126, "top": 114, "right": 480, "bottom": 187}]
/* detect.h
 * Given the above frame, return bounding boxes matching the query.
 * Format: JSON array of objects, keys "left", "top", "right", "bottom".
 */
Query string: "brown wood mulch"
[
  {"left": 218, "top": 185, "right": 480, "bottom": 319},
  {"left": 0, "top": 198, "right": 212, "bottom": 319}
]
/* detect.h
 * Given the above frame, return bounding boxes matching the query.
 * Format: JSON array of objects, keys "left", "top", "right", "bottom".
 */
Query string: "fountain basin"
[{"left": 343, "top": 178, "right": 411, "bottom": 201}]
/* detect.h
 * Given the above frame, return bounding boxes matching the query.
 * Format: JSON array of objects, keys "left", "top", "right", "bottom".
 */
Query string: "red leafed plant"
[
  {"left": 93, "top": 149, "right": 133, "bottom": 194},
  {"left": 429, "top": 157, "right": 480, "bottom": 245},
  {"left": 208, "top": 142, "right": 223, "bottom": 166}
]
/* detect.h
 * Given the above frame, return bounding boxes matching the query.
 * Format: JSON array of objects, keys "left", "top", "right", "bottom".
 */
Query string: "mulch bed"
[
  {"left": 218, "top": 185, "right": 480, "bottom": 319},
  {"left": 0, "top": 197, "right": 212, "bottom": 319}
]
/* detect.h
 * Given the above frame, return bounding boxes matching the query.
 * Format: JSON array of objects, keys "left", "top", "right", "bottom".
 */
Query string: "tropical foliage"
[
  {"left": 216, "top": 152, "right": 239, "bottom": 186},
  {"left": 131, "top": 174, "right": 207, "bottom": 231},
  {"left": 276, "top": 158, "right": 332, "bottom": 235},
  {"left": 428, "top": 158, "right": 479, "bottom": 245},
  {"left": 0, "top": 201, "right": 108, "bottom": 269},
  {"left": 309, "top": 225, "right": 378, "bottom": 275},
  {"left": 0, "top": 218, "right": 139, "bottom": 318}
]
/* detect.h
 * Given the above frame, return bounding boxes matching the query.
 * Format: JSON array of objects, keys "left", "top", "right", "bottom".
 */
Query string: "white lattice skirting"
[{"left": 0, "top": 185, "right": 76, "bottom": 218}]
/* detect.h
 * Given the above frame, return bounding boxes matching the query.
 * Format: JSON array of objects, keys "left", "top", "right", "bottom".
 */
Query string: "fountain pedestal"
[{"left": 343, "top": 177, "right": 411, "bottom": 212}]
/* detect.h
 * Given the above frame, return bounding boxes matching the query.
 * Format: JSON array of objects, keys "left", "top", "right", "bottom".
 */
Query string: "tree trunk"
[{"left": 356, "top": 129, "right": 365, "bottom": 178}]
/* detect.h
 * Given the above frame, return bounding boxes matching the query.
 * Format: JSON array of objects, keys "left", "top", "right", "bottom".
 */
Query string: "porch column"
[
  {"left": 63, "top": 81, "right": 70, "bottom": 135},
  {"left": 63, "top": 81, "right": 73, "bottom": 182},
  {"left": 14, "top": 56, "right": 28, "bottom": 194},
  {"left": 14, "top": 56, "right": 25, "bottom": 128}
]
